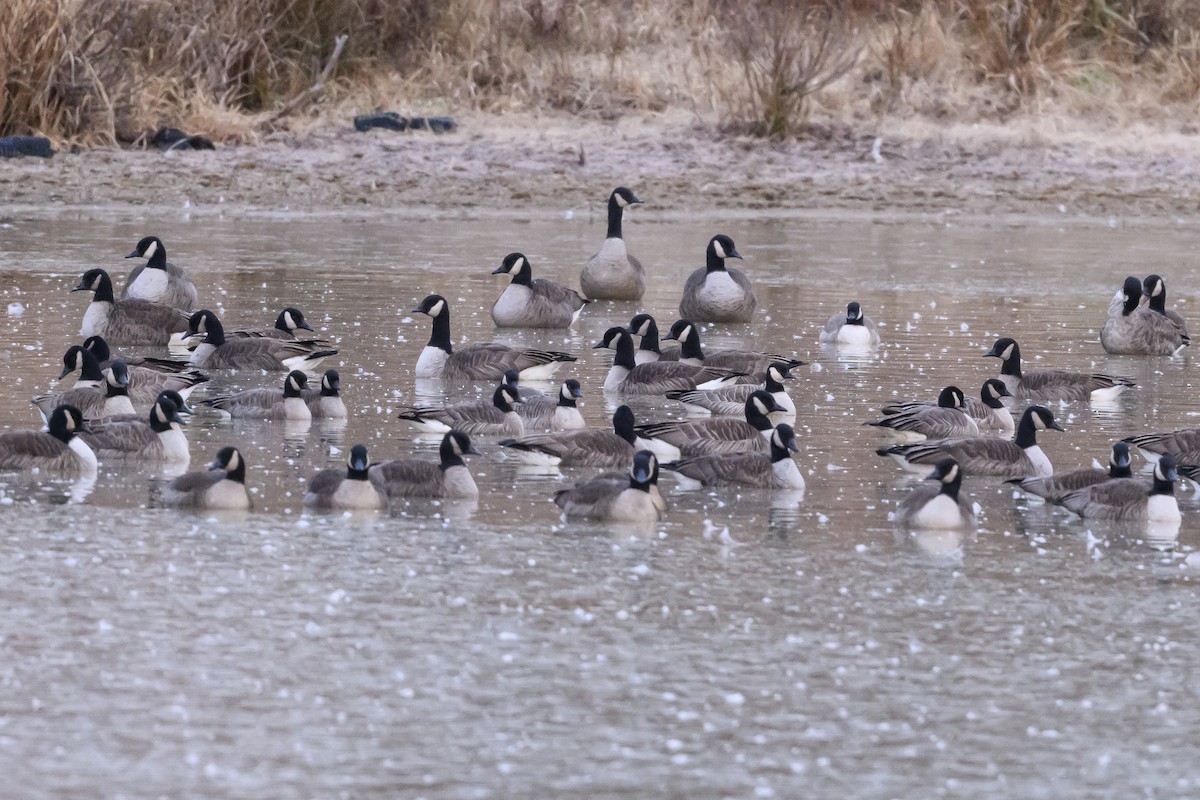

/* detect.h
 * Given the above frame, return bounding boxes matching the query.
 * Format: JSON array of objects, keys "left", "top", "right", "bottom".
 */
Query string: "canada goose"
[
  {"left": 1100, "top": 276, "right": 1187, "bottom": 356},
  {"left": 868, "top": 386, "right": 980, "bottom": 442},
  {"left": 1123, "top": 427, "right": 1200, "bottom": 464},
  {"left": 304, "top": 444, "right": 385, "bottom": 510},
  {"left": 878, "top": 405, "right": 1064, "bottom": 478},
  {"left": 302, "top": 369, "right": 347, "bottom": 419},
  {"left": 161, "top": 446, "right": 251, "bottom": 509},
  {"left": 882, "top": 379, "right": 1014, "bottom": 436},
  {"left": 679, "top": 234, "right": 756, "bottom": 323},
  {"left": 73, "top": 340, "right": 209, "bottom": 404},
  {"left": 595, "top": 327, "right": 744, "bottom": 395},
  {"left": 102, "top": 389, "right": 195, "bottom": 423},
  {"left": 635, "top": 390, "right": 780, "bottom": 460},
  {"left": 80, "top": 395, "right": 190, "bottom": 463},
  {"left": 895, "top": 458, "right": 976, "bottom": 529},
  {"left": 1143, "top": 274, "right": 1190, "bottom": 340},
  {"left": 553, "top": 450, "right": 664, "bottom": 522},
  {"left": 412, "top": 294, "right": 575, "bottom": 381},
  {"left": 627, "top": 313, "right": 680, "bottom": 364},
  {"left": 819, "top": 301, "right": 882, "bottom": 346},
  {"left": 369, "top": 430, "right": 481, "bottom": 499},
  {"left": 33, "top": 360, "right": 135, "bottom": 421},
  {"left": 501, "top": 405, "right": 637, "bottom": 468},
  {"left": 0, "top": 405, "right": 96, "bottom": 476},
  {"left": 665, "top": 362, "right": 795, "bottom": 418},
  {"left": 663, "top": 319, "right": 806, "bottom": 374},
  {"left": 491, "top": 252, "right": 589, "bottom": 328},
  {"left": 398, "top": 383, "right": 523, "bottom": 437},
  {"left": 663, "top": 423, "right": 805, "bottom": 490},
  {"left": 122, "top": 235, "right": 198, "bottom": 311},
  {"left": 187, "top": 310, "right": 337, "bottom": 371},
  {"left": 984, "top": 337, "right": 1134, "bottom": 403},
  {"left": 1011, "top": 442, "right": 1134, "bottom": 504},
  {"left": 581, "top": 187, "right": 645, "bottom": 300},
  {"left": 1060, "top": 455, "right": 1180, "bottom": 523},
  {"left": 72, "top": 268, "right": 190, "bottom": 345},
  {"left": 171, "top": 306, "right": 325, "bottom": 347},
  {"left": 516, "top": 379, "right": 586, "bottom": 432},
  {"left": 202, "top": 370, "right": 312, "bottom": 420}
]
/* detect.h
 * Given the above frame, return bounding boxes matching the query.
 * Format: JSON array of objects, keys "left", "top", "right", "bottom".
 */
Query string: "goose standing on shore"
[
  {"left": 122, "top": 236, "right": 199, "bottom": 311},
  {"left": 491, "top": 252, "right": 588, "bottom": 328},
  {"left": 679, "top": 234, "right": 756, "bottom": 323},
  {"left": 581, "top": 187, "right": 645, "bottom": 300}
]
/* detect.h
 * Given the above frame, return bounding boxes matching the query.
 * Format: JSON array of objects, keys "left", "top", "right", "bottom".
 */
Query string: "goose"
[
  {"left": 202, "top": 370, "right": 312, "bottom": 420},
  {"left": 819, "top": 301, "right": 882, "bottom": 346},
  {"left": 878, "top": 405, "right": 1064, "bottom": 478},
  {"left": 0, "top": 405, "right": 96, "bottom": 476},
  {"left": 79, "top": 395, "right": 190, "bottom": 463},
  {"left": 491, "top": 252, "right": 589, "bottom": 328},
  {"left": 161, "top": 446, "right": 251, "bottom": 509},
  {"left": 102, "top": 389, "right": 195, "bottom": 423},
  {"left": 581, "top": 187, "right": 645, "bottom": 300},
  {"left": 1100, "top": 276, "right": 1187, "bottom": 356},
  {"left": 122, "top": 235, "right": 198, "bottom": 310},
  {"left": 553, "top": 450, "right": 664, "bottom": 522},
  {"left": 663, "top": 319, "right": 805, "bottom": 374},
  {"left": 398, "top": 383, "right": 523, "bottom": 437},
  {"left": 882, "top": 379, "right": 1013, "bottom": 436},
  {"left": 627, "top": 313, "right": 679, "bottom": 364},
  {"left": 679, "top": 234, "right": 756, "bottom": 323},
  {"left": 500, "top": 405, "right": 637, "bottom": 468},
  {"left": 304, "top": 444, "right": 385, "bottom": 510},
  {"left": 868, "top": 386, "right": 980, "bottom": 442},
  {"left": 634, "top": 390, "right": 781, "bottom": 460},
  {"left": 663, "top": 423, "right": 805, "bottom": 490},
  {"left": 515, "top": 379, "right": 586, "bottom": 432},
  {"left": 895, "top": 458, "right": 976, "bottom": 529},
  {"left": 302, "top": 369, "right": 347, "bottom": 419},
  {"left": 595, "top": 327, "right": 744, "bottom": 395},
  {"left": 412, "top": 294, "right": 575, "bottom": 381},
  {"left": 187, "top": 310, "right": 337, "bottom": 371},
  {"left": 1060, "top": 455, "right": 1180, "bottom": 523},
  {"left": 369, "top": 430, "right": 481, "bottom": 499},
  {"left": 171, "top": 306, "right": 325, "bottom": 347},
  {"left": 1143, "top": 274, "right": 1190, "bottom": 340},
  {"left": 72, "top": 268, "right": 190, "bottom": 345},
  {"left": 33, "top": 361, "right": 135, "bottom": 421},
  {"left": 1123, "top": 427, "right": 1200, "bottom": 464},
  {"left": 984, "top": 337, "right": 1133, "bottom": 403},
  {"left": 665, "top": 362, "right": 796, "bottom": 417},
  {"left": 72, "top": 340, "right": 209, "bottom": 404},
  {"left": 1011, "top": 442, "right": 1134, "bottom": 504}
]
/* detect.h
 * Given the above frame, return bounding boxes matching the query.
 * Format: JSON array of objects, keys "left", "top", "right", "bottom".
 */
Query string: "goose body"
[
  {"left": 369, "top": 430, "right": 480, "bottom": 499},
  {"left": 883, "top": 379, "right": 1013, "bottom": 437},
  {"left": 581, "top": 187, "right": 645, "bottom": 300},
  {"left": 635, "top": 390, "right": 780, "bottom": 460},
  {"left": 501, "top": 406, "right": 636, "bottom": 468},
  {"left": 33, "top": 360, "right": 135, "bottom": 422},
  {"left": 679, "top": 235, "right": 756, "bottom": 323},
  {"left": 1123, "top": 428, "right": 1200, "bottom": 464},
  {"left": 869, "top": 386, "right": 980, "bottom": 442},
  {"left": 74, "top": 269, "right": 190, "bottom": 346},
  {"left": 663, "top": 424, "right": 805, "bottom": 490},
  {"left": 627, "top": 314, "right": 680, "bottom": 364},
  {"left": 162, "top": 446, "right": 251, "bottom": 509},
  {"left": 302, "top": 370, "right": 348, "bottom": 419},
  {"left": 665, "top": 363, "right": 796, "bottom": 417},
  {"left": 305, "top": 445, "right": 385, "bottom": 509},
  {"left": 1143, "top": 274, "right": 1190, "bottom": 340},
  {"left": 896, "top": 458, "right": 976, "bottom": 529},
  {"left": 413, "top": 294, "right": 575, "bottom": 381},
  {"left": 664, "top": 319, "right": 805, "bottom": 375},
  {"left": 878, "top": 406, "right": 1064, "bottom": 478},
  {"left": 1061, "top": 456, "right": 1180, "bottom": 523},
  {"left": 399, "top": 383, "right": 523, "bottom": 437},
  {"left": 77, "top": 338, "right": 208, "bottom": 403},
  {"left": 516, "top": 379, "right": 586, "bottom": 432},
  {"left": 553, "top": 450, "right": 664, "bottom": 522},
  {"left": 80, "top": 396, "right": 190, "bottom": 463},
  {"left": 122, "top": 236, "right": 198, "bottom": 311},
  {"left": 596, "top": 327, "right": 744, "bottom": 395},
  {"left": 984, "top": 337, "right": 1133, "bottom": 403},
  {"left": 1013, "top": 442, "right": 1133, "bottom": 504},
  {"left": 202, "top": 370, "right": 312, "bottom": 420},
  {"left": 819, "top": 301, "right": 882, "bottom": 346},
  {"left": 491, "top": 252, "right": 588, "bottom": 328},
  {"left": 188, "top": 310, "right": 337, "bottom": 371},
  {"left": 0, "top": 405, "right": 96, "bottom": 476},
  {"left": 1101, "top": 276, "right": 1188, "bottom": 356}
]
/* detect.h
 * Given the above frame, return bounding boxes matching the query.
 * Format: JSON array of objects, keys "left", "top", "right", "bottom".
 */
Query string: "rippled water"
[{"left": 2, "top": 208, "right": 1199, "bottom": 798}]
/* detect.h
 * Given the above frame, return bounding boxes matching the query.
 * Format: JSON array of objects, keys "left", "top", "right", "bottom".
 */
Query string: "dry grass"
[{"left": 2, "top": 0, "right": 1200, "bottom": 145}]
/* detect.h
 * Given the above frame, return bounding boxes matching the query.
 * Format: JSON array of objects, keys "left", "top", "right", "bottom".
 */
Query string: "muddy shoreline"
[{"left": 4, "top": 112, "right": 1200, "bottom": 222}]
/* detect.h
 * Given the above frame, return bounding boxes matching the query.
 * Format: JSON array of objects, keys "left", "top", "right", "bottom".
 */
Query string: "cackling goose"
[
  {"left": 516, "top": 378, "right": 586, "bottom": 432},
  {"left": 663, "top": 423, "right": 805, "bottom": 490},
  {"left": 1101, "top": 276, "right": 1187, "bottom": 356},
  {"left": 553, "top": 450, "right": 664, "bottom": 522},
  {"left": 74, "top": 339, "right": 208, "bottom": 405},
  {"left": 1143, "top": 274, "right": 1190, "bottom": 340},
  {"left": 679, "top": 234, "right": 757, "bottom": 323},
  {"left": 34, "top": 360, "right": 135, "bottom": 422},
  {"left": 1011, "top": 442, "right": 1134, "bottom": 505},
  {"left": 868, "top": 386, "right": 980, "bottom": 442},
  {"left": 305, "top": 444, "right": 385, "bottom": 510},
  {"left": 1060, "top": 455, "right": 1180, "bottom": 524},
  {"left": 302, "top": 369, "right": 348, "bottom": 419},
  {"left": 161, "top": 446, "right": 251, "bottom": 509},
  {"left": 819, "top": 301, "right": 882, "bottom": 346},
  {"left": 895, "top": 458, "right": 976, "bottom": 529},
  {"left": 369, "top": 430, "right": 481, "bottom": 499},
  {"left": 202, "top": 370, "right": 312, "bottom": 421},
  {"left": 627, "top": 313, "right": 679, "bottom": 364}
]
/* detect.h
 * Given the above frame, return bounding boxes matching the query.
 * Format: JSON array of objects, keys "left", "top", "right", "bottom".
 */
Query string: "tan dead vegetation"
[{"left": 2, "top": 0, "right": 1200, "bottom": 146}]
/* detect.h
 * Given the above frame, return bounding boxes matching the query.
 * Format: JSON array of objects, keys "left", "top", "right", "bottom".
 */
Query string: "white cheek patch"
[
  {"left": 944, "top": 464, "right": 959, "bottom": 483},
  {"left": 514, "top": 257, "right": 526, "bottom": 272},
  {"left": 226, "top": 451, "right": 241, "bottom": 472},
  {"left": 615, "top": 193, "right": 629, "bottom": 208},
  {"left": 712, "top": 240, "right": 726, "bottom": 259},
  {"left": 1001, "top": 344, "right": 1014, "bottom": 360},
  {"left": 1034, "top": 414, "right": 1048, "bottom": 430},
  {"left": 430, "top": 300, "right": 445, "bottom": 317},
  {"left": 753, "top": 398, "right": 768, "bottom": 415},
  {"left": 284, "top": 312, "right": 296, "bottom": 329},
  {"left": 64, "top": 414, "right": 76, "bottom": 432},
  {"left": 143, "top": 240, "right": 158, "bottom": 259},
  {"left": 681, "top": 325, "right": 693, "bottom": 341}
]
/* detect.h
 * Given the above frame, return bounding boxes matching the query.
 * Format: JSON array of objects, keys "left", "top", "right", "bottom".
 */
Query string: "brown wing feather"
[{"left": 369, "top": 459, "right": 445, "bottom": 497}]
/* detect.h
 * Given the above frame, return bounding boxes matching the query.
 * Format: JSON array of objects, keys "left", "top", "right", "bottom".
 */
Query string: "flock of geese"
[{"left": 4, "top": 187, "right": 1196, "bottom": 531}]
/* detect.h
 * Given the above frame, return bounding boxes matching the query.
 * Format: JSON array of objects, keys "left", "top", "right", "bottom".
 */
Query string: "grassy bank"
[{"left": 3, "top": 0, "right": 1199, "bottom": 145}]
